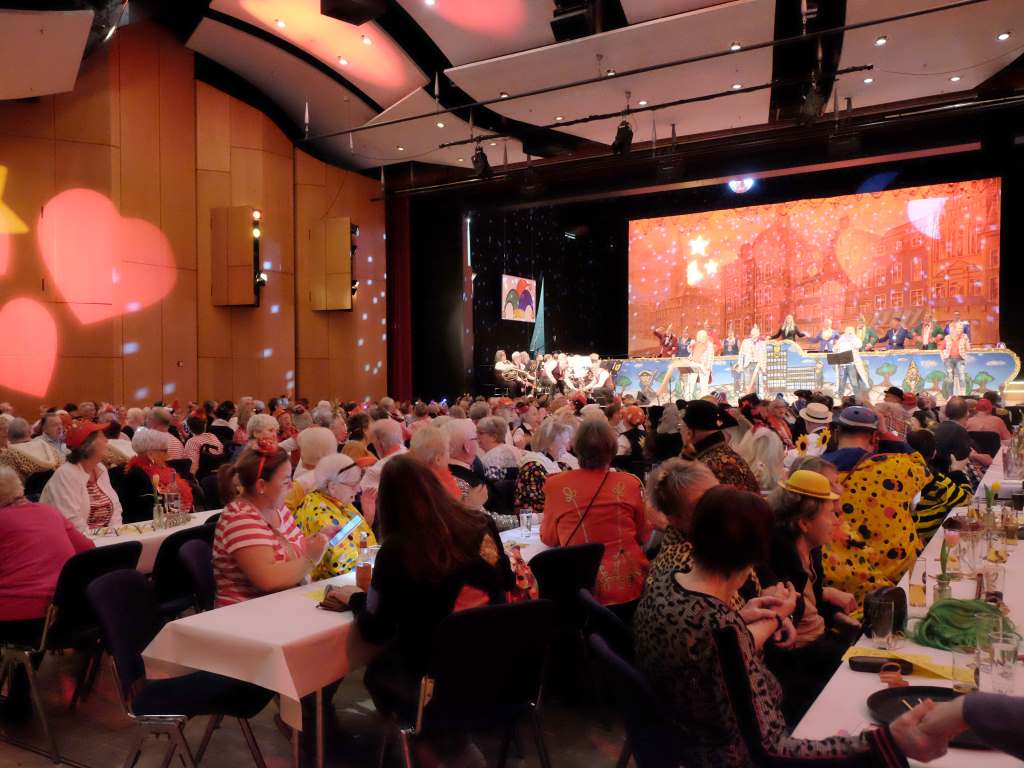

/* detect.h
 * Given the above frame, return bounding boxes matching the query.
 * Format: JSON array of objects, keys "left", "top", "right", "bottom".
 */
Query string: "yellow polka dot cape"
[{"left": 292, "top": 490, "right": 377, "bottom": 581}]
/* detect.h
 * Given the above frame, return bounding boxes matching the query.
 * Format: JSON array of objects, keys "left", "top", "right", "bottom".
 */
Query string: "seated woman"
[
  {"left": 409, "top": 424, "right": 461, "bottom": 499},
  {"left": 245, "top": 413, "right": 280, "bottom": 447},
  {"left": 98, "top": 414, "right": 135, "bottom": 467},
  {"left": 906, "top": 429, "right": 972, "bottom": 544},
  {"left": 0, "top": 467, "right": 94, "bottom": 719},
  {"left": 292, "top": 453, "right": 376, "bottom": 581},
  {"left": 120, "top": 429, "right": 194, "bottom": 523},
  {"left": 40, "top": 424, "right": 123, "bottom": 531},
  {"left": 183, "top": 410, "right": 224, "bottom": 478},
  {"left": 541, "top": 417, "right": 649, "bottom": 610},
  {"left": 331, "top": 456, "right": 512, "bottom": 730},
  {"left": 514, "top": 417, "right": 574, "bottom": 513},
  {"left": 736, "top": 426, "right": 787, "bottom": 492},
  {"left": 634, "top": 485, "right": 925, "bottom": 767},
  {"left": 0, "top": 417, "right": 63, "bottom": 482},
  {"left": 342, "top": 412, "right": 374, "bottom": 461},
  {"left": 762, "top": 466, "right": 860, "bottom": 725},
  {"left": 477, "top": 416, "right": 520, "bottom": 517},
  {"left": 212, "top": 441, "right": 331, "bottom": 607},
  {"left": 290, "top": 426, "right": 338, "bottom": 491}
]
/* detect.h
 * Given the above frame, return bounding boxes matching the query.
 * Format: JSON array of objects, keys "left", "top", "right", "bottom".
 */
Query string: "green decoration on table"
[
  {"left": 985, "top": 484, "right": 995, "bottom": 511},
  {"left": 912, "top": 599, "right": 1016, "bottom": 651},
  {"left": 939, "top": 539, "right": 949, "bottom": 577}
]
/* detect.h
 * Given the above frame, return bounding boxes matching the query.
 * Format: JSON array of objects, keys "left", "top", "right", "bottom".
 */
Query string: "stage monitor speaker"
[
  {"left": 826, "top": 351, "right": 854, "bottom": 365},
  {"left": 310, "top": 216, "right": 353, "bottom": 312},
  {"left": 211, "top": 206, "right": 258, "bottom": 306}
]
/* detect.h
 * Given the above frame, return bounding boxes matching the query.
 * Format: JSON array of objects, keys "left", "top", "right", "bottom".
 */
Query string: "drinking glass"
[
  {"left": 1006, "top": 512, "right": 1019, "bottom": 547},
  {"left": 519, "top": 509, "right": 534, "bottom": 534},
  {"left": 987, "top": 632, "right": 1020, "bottom": 695},
  {"left": 1011, "top": 490, "right": 1024, "bottom": 512},
  {"left": 960, "top": 529, "right": 980, "bottom": 578},
  {"left": 865, "top": 600, "right": 894, "bottom": 650},
  {"left": 951, "top": 646, "right": 979, "bottom": 693},
  {"left": 907, "top": 557, "right": 927, "bottom": 609},
  {"left": 982, "top": 563, "right": 1006, "bottom": 604},
  {"left": 975, "top": 613, "right": 1002, "bottom": 677}
]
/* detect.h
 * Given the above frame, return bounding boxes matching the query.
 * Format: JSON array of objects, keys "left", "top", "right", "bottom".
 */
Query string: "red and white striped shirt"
[
  {"left": 213, "top": 498, "right": 305, "bottom": 607},
  {"left": 162, "top": 432, "right": 187, "bottom": 461},
  {"left": 184, "top": 432, "right": 224, "bottom": 476}
]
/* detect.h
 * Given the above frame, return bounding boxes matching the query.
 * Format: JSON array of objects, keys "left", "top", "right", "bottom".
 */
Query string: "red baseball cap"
[{"left": 66, "top": 422, "right": 107, "bottom": 450}]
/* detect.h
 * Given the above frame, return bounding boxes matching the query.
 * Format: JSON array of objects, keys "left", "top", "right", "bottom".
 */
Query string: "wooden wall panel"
[
  {"left": 229, "top": 99, "right": 264, "bottom": 152},
  {"left": 162, "top": 267, "right": 197, "bottom": 403},
  {"left": 196, "top": 170, "right": 232, "bottom": 358},
  {"left": 122, "top": 298, "right": 163, "bottom": 405},
  {"left": 158, "top": 33, "right": 197, "bottom": 271},
  {"left": 0, "top": 97, "right": 54, "bottom": 140},
  {"left": 196, "top": 82, "right": 230, "bottom": 173},
  {"left": 0, "top": 135, "right": 55, "bottom": 299},
  {"left": 53, "top": 140, "right": 120, "bottom": 205},
  {"left": 118, "top": 28, "right": 161, "bottom": 225},
  {"left": 54, "top": 42, "right": 119, "bottom": 147}
]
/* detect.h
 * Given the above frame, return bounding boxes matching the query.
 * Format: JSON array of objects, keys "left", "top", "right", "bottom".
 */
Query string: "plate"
[{"left": 866, "top": 686, "right": 987, "bottom": 750}]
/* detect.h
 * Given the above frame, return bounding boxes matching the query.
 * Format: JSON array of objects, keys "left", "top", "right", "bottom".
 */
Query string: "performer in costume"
[
  {"left": 720, "top": 325, "right": 739, "bottom": 356},
  {"left": 878, "top": 316, "right": 910, "bottom": 350},
  {"left": 652, "top": 325, "right": 678, "bottom": 358},
  {"left": 944, "top": 310, "right": 971, "bottom": 339},
  {"left": 914, "top": 308, "right": 943, "bottom": 350},
  {"left": 810, "top": 318, "right": 838, "bottom": 352},
  {"left": 550, "top": 353, "right": 569, "bottom": 394},
  {"left": 941, "top": 321, "right": 971, "bottom": 396},
  {"left": 688, "top": 329, "right": 715, "bottom": 398},
  {"left": 538, "top": 354, "right": 557, "bottom": 394},
  {"left": 770, "top": 314, "right": 808, "bottom": 342},
  {"left": 855, "top": 314, "right": 879, "bottom": 350},
  {"left": 737, "top": 325, "right": 766, "bottom": 396},
  {"left": 834, "top": 326, "right": 870, "bottom": 397},
  {"left": 585, "top": 354, "right": 612, "bottom": 399},
  {"left": 494, "top": 350, "right": 516, "bottom": 393}
]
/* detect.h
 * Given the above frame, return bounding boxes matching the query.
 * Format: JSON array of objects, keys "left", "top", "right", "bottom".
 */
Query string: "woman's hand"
[
  {"left": 823, "top": 586, "right": 857, "bottom": 614},
  {"left": 740, "top": 596, "right": 784, "bottom": 625},
  {"left": 772, "top": 616, "right": 797, "bottom": 649},
  {"left": 331, "top": 584, "right": 365, "bottom": 605},
  {"left": 300, "top": 533, "right": 329, "bottom": 564},
  {"left": 761, "top": 581, "right": 798, "bottom": 617},
  {"left": 890, "top": 699, "right": 950, "bottom": 762}
]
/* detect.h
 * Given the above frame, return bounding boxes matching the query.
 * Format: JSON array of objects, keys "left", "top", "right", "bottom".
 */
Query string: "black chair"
[
  {"left": 151, "top": 524, "right": 217, "bottom": 618},
  {"left": 23, "top": 469, "right": 54, "bottom": 501},
  {"left": 969, "top": 430, "right": 1002, "bottom": 458},
  {"left": 377, "top": 600, "right": 558, "bottom": 768},
  {"left": 178, "top": 539, "right": 216, "bottom": 612},
  {"left": 200, "top": 474, "right": 222, "bottom": 511},
  {"left": 206, "top": 511, "right": 221, "bottom": 526},
  {"left": 107, "top": 463, "right": 126, "bottom": 495},
  {"left": 578, "top": 587, "right": 632, "bottom": 660},
  {"left": 529, "top": 543, "right": 604, "bottom": 626},
  {"left": 86, "top": 570, "right": 273, "bottom": 768},
  {"left": 486, "top": 468, "right": 519, "bottom": 517},
  {"left": 0, "top": 541, "right": 142, "bottom": 762},
  {"left": 197, "top": 443, "right": 230, "bottom": 481},
  {"left": 587, "top": 634, "right": 686, "bottom": 768},
  {"left": 167, "top": 458, "right": 194, "bottom": 479}
]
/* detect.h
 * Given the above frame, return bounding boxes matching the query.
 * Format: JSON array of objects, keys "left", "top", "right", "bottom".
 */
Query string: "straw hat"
[
  {"left": 797, "top": 402, "right": 832, "bottom": 425},
  {"left": 778, "top": 469, "right": 839, "bottom": 500}
]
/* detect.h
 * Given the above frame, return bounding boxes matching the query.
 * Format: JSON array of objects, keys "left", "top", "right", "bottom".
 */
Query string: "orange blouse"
[{"left": 540, "top": 468, "right": 649, "bottom": 606}]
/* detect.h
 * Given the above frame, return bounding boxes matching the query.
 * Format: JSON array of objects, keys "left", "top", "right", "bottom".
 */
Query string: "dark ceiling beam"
[
  {"left": 374, "top": 1, "right": 598, "bottom": 158},
  {"left": 770, "top": 0, "right": 847, "bottom": 123}
]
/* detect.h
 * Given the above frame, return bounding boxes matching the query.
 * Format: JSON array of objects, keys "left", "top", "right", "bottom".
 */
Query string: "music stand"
[{"left": 827, "top": 351, "right": 853, "bottom": 365}]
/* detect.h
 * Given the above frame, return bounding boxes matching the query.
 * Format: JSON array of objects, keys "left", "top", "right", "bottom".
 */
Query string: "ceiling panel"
[
  {"left": 395, "top": 0, "right": 557, "bottom": 67},
  {"left": 0, "top": 9, "right": 93, "bottom": 100},
  {"left": 209, "top": 0, "right": 428, "bottom": 109},
  {"left": 831, "top": 0, "right": 1024, "bottom": 111},
  {"left": 621, "top": 0, "right": 748, "bottom": 25},
  {"left": 446, "top": 0, "right": 774, "bottom": 145}
]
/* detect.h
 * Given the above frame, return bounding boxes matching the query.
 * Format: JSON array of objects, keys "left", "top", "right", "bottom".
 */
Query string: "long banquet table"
[
  {"left": 89, "top": 508, "right": 220, "bottom": 572},
  {"left": 794, "top": 456, "right": 1024, "bottom": 766}
]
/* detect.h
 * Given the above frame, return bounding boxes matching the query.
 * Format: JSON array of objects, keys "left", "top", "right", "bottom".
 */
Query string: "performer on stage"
[
  {"left": 941, "top": 321, "right": 971, "bottom": 396},
  {"left": 720, "top": 324, "right": 739, "bottom": 356},
  {"left": 585, "top": 354, "right": 613, "bottom": 400},
  {"left": 688, "top": 329, "right": 714, "bottom": 398},
  {"left": 878, "top": 316, "right": 910, "bottom": 350},
  {"left": 855, "top": 314, "right": 879, "bottom": 351},
  {"left": 494, "top": 350, "right": 516, "bottom": 391},
  {"left": 550, "top": 353, "right": 569, "bottom": 394},
  {"left": 737, "top": 325, "right": 766, "bottom": 396},
  {"left": 636, "top": 370, "right": 660, "bottom": 406},
  {"left": 538, "top": 354, "right": 557, "bottom": 394},
  {"left": 676, "top": 326, "right": 693, "bottom": 357},
  {"left": 834, "top": 326, "right": 870, "bottom": 397},
  {"left": 770, "top": 314, "right": 808, "bottom": 341},
  {"left": 810, "top": 318, "right": 838, "bottom": 352},
  {"left": 944, "top": 310, "right": 971, "bottom": 339},
  {"left": 652, "top": 324, "right": 678, "bottom": 358},
  {"left": 914, "top": 308, "right": 943, "bottom": 350}
]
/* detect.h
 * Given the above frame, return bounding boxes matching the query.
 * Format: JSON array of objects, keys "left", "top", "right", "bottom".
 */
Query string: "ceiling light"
[
  {"left": 731, "top": 83, "right": 743, "bottom": 90},
  {"left": 638, "top": 99, "right": 648, "bottom": 106},
  {"left": 554, "top": 115, "right": 564, "bottom": 121},
  {"left": 436, "top": 121, "right": 445, "bottom": 128},
  {"left": 606, "top": 68, "right": 616, "bottom": 77},
  {"left": 874, "top": 35, "right": 887, "bottom": 46},
  {"left": 252, "top": 226, "right": 261, "bottom": 239},
  {"left": 950, "top": 75, "right": 962, "bottom": 82},
  {"left": 863, "top": 77, "right": 874, "bottom": 84},
  {"left": 457, "top": 157, "right": 464, "bottom": 162},
  {"left": 489, "top": 141, "right": 497, "bottom": 146},
  {"left": 425, "top": 0, "right": 436, "bottom": 5},
  {"left": 730, "top": 41, "right": 742, "bottom": 51},
  {"left": 275, "top": 18, "right": 286, "bottom": 29},
  {"left": 499, "top": 91, "right": 509, "bottom": 99},
  {"left": 997, "top": 31, "right": 1012, "bottom": 41},
  {"left": 396, "top": 145, "right": 405, "bottom": 151},
  {"left": 338, "top": 56, "right": 348, "bottom": 65},
  {"left": 361, "top": 35, "right": 372, "bottom": 45},
  {"left": 252, "top": 209, "right": 262, "bottom": 221},
  {"left": 611, "top": 120, "right": 633, "bottom": 156}
]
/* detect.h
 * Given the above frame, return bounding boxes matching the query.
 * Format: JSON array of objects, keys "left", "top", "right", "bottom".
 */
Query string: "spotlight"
[
  {"left": 638, "top": 99, "right": 648, "bottom": 106},
  {"left": 731, "top": 83, "right": 743, "bottom": 90},
  {"left": 275, "top": 18, "right": 286, "bottom": 29},
  {"left": 396, "top": 145, "right": 405, "bottom": 151},
  {"left": 361, "top": 34, "right": 372, "bottom": 45},
  {"left": 949, "top": 75, "right": 962, "bottom": 82},
  {"left": 252, "top": 226, "right": 261, "bottom": 239},
  {"left": 338, "top": 56, "right": 348, "bottom": 65},
  {"left": 611, "top": 120, "right": 633, "bottom": 155},
  {"left": 727, "top": 178, "right": 756, "bottom": 193},
  {"left": 729, "top": 41, "right": 742, "bottom": 51},
  {"left": 554, "top": 115, "right": 564, "bottom": 121},
  {"left": 874, "top": 35, "right": 887, "bottom": 46},
  {"left": 252, "top": 209, "right": 262, "bottom": 221},
  {"left": 436, "top": 121, "right": 445, "bottom": 128},
  {"left": 425, "top": 0, "right": 436, "bottom": 5},
  {"left": 472, "top": 144, "right": 493, "bottom": 179},
  {"left": 256, "top": 272, "right": 269, "bottom": 287},
  {"left": 997, "top": 31, "right": 1012, "bottom": 41},
  {"left": 499, "top": 91, "right": 509, "bottom": 98},
  {"left": 605, "top": 68, "right": 616, "bottom": 77},
  {"left": 863, "top": 77, "right": 874, "bottom": 84},
  {"left": 350, "top": 223, "right": 360, "bottom": 238},
  {"left": 457, "top": 157, "right": 464, "bottom": 162}
]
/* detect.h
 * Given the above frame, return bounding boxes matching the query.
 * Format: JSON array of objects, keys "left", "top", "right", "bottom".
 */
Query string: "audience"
[
  {"left": 144, "top": 407, "right": 186, "bottom": 460},
  {"left": 342, "top": 412, "right": 374, "bottom": 460},
  {"left": 121, "top": 429, "right": 193, "bottom": 522},
  {"left": 514, "top": 417, "right": 574, "bottom": 512},
  {"left": 0, "top": 417, "right": 63, "bottom": 481},
  {"left": 41, "top": 423, "right": 123, "bottom": 531},
  {"left": 291, "top": 426, "right": 338, "bottom": 491},
  {"left": 905, "top": 429, "right": 973, "bottom": 543},
  {"left": 683, "top": 400, "right": 759, "bottom": 492},
  {"left": 736, "top": 426, "right": 787, "bottom": 492},
  {"left": 359, "top": 419, "right": 407, "bottom": 525},
  {"left": 965, "top": 396, "right": 1011, "bottom": 440},
  {"left": 183, "top": 410, "right": 224, "bottom": 477}
]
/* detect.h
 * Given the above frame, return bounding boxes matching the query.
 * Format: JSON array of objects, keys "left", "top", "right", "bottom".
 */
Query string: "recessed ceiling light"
[
  {"left": 874, "top": 35, "right": 887, "bottom": 46},
  {"left": 275, "top": 18, "right": 286, "bottom": 29},
  {"left": 997, "top": 31, "right": 1012, "bottom": 41},
  {"left": 554, "top": 115, "right": 564, "bottom": 121},
  {"left": 731, "top": 83, "right": 743, "bottom": 90},
  {"left": 396, "top": 145, "right": 405, "bottom": 151},
  {"left": 863, "top": 76, "right": 874, "bottom": 84},
  {"left": 425, "top": 0, "right": 436, "bottom": 6},
  {"left": 499, "top": 91, "right": 509, "bottom": 99},
  {"left": 436, "top": 121, "right": 445, "bottom": 128},
  {"left": 361, "top": 34, "right": 372, "bottom": 45},
  {"left": 730, "top": 41, "right": 742, "bottom": 51},
  {"left": 489, "top": 141, "right": 497, "bottom": 146},
  {"left": 338, "top": 56, "right": 348, "bottom": 65},
  {"left": 638, "top": 99, "right": 648, "bottom": 106},
  {"left": 950, "top": 75, "right": 962, "bottom": 82},
  {"left": 457, "top": 157, "right": 464, "bottom": 162},
  {"left": 606, "top": 68, "right": 616, "bottom": 77}
]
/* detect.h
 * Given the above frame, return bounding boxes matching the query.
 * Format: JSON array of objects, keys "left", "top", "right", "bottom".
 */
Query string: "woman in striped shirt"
[{"left": 212, "top": 440, "right": 333, "bottom": 607}]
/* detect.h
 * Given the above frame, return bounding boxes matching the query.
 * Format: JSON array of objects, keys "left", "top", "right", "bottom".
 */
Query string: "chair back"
[
  {"left": 968, "top": 430, "right": 1002, "bottom": 458},
  {"left": 419, "top": 600, "right": 557, "bottom": 732},
  {"left": 578, "top": 587, "right": 633, "bottom": 660},
  {"left": 529, "top": 543, "right": 604, "bottom": 625},
  {"left": 47, "top": 541, "right": 143, "bottom": 649},
  {"left": 712, "top": 626, "right": 776, "bottom": 767},
  {"left": 24, "top": 469, "right": 55, "bottom": 500},
  {"left": 151, "top": 523, "right": 216, "bottom": 608},
  {"left": 86, "top": 569, "right": 163, "bottom": 705},
  {"left": 587, "top": 634, "right": 686, "bottom": 768},
  {"left": 199, "top": 474, "right": 222, "bottom": 511},
  {"left": 178, "top": 539, "right": 216, "bottom": 612},
  {"left": 166, "top": 458, "right": 193, "bottom": 479},
  {"left": 197, "top": 443, "right": 230, "bottom": 480},
  {"left": 107, "top": 464, "right": 126, "bottom": 494},
  {"left": 485, "top": 468, "right": 519, "bottom": 516}
]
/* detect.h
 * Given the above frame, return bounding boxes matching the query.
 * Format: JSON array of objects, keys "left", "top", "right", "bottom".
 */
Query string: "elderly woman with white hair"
[
  {"left": 246, "top": 413, "right": 281, "bottom": 445},
  {"left": 410, "top": 424, "right": 461, "bottom": 499},
  {"left": 736, "top": 427, "right": 787, "bottom": 493},
  {"left": 290, "top": 426, "right": 338, "bottom": 492},
  {"left": 120, "top": 428, "right": 193, "bottom": 522},
  {"left": 123, "top": 407, "right": 146, "bottom": 439},
  {"left": 514, "top": 417, "right": 575, "bottom": 513},
  {"left": 0, "top": 417, "right": 64, "bottom": 482}
]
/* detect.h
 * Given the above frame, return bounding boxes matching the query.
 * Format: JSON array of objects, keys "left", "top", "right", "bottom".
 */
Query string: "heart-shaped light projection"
[
  {"left": 36, "top": 189, "right": 177, "bottom": 325},
  {"left": 0, "top": 298, "right": 58, "bottom": 397}
]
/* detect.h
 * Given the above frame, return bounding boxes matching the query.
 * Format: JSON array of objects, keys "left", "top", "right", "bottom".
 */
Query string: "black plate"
[{"left": 866, "top": 686, "right": 987, "bottom": 750}]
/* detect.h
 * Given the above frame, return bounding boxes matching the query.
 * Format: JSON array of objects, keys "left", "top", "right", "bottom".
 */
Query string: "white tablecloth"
[
  {"left": 499, "top": 526, "right": 550, "bottom": 562},
  {"left": 795, "top": 460, "right": 1024, "bottom": 766},
  {"left": 89, "top": 509, "right": 220, "bottom": 573},
  {"left": 142, "top": 572, "right": 378, "bottom": 729},
  {"left": 973, "top": 448, "right": 1023, "bottom": 500}
]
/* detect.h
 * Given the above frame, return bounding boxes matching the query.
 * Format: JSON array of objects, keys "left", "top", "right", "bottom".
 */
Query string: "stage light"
[
  {"left": 949, "top": 75, "right": 962, "bottom": 82},
  {"left": 997, "top": 31, "right": 1012, "bottom": 41},
  {"left": 252, "top": 226, "right": 261, "bottom": 239},
  {"left": 425, "top": 0, "right": 436, "bottom": 5},
  {"left": 863, "top": 77, "right": 874, "bottom": 84},
  {"left": 729, "top": 41, "right": 742, "bottom": 51},
  {"left": 275, "top": 18, "right": 286, "bottom": 29},
  {"left": 638, "top": 99, "right": 648, "bottom": 106},
  {"left": 606, "top": 68, "right": 616, "bottom": 77},
  {"left": 554, "top": 115, "right": 564, "bottom": 121},
  {"left": 488, "top": 141, "right": 497, "bottom": 146},
  {"left": 874, "top": 35, "right": 887, "bottom": 46},
  {"left": 252, "top": 209, "right": 261, "bottom": 221},
  {"left": 611, "top": 120, "right": 633, "bottom": 155},
  {"left": 499, "top": 91, "right": 509, "bottom": 98},
  {"left": 396, "top": 145, "right": 405, "bottom": 151},
  {"left": 361, "top": 35, "right": 372, "bottom": 45},
  {"left": 457, "top": 157, "right": 464, "bottom": 162},
  {"left": 472, "top": 144, "right": 493, "bottom": 179},
  {"left": 338, "top": 56, "right": 348, "bottom": 65},
  {"left": 731, "top": 83, "right": 743, "bottom": 90},
  {"left": 727, "top": 178, "right": 756, "bottom": 193}
]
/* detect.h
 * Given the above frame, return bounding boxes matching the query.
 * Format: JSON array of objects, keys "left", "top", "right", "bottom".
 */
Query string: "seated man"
[
  {"left": 682, "top": 400, "right": 759, "bottom": 492},
  {"left": 821, "top": 406, "right": 928, "bottom": 611}
]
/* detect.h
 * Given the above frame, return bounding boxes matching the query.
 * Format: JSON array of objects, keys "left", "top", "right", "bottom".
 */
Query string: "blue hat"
[{"left": 837, "top": 405, "right": 878, "bottom": 429}]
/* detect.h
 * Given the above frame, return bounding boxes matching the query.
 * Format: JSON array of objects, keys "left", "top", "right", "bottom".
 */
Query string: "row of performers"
[
  {"left": 652, "top": 308, "right": 975, "bottom": 358},
  {"left": 494, "top": 350, "right": 614, "bottom": 397}
]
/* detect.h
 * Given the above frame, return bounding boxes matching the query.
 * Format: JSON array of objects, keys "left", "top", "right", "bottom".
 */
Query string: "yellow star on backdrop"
[
  {"left": 689, "top": 234, "right": 709, "bottom": 256},
  {"left": 0, "top": 167, "right": 28, "bottom": 234}
]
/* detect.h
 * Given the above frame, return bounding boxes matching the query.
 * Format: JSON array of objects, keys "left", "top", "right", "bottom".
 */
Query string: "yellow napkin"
[
  {"left": 304, "top": 588, "right": 326, "bottom": 602},
  {"left": 843, "top": 646, "right": 975, "bottom": 684}
]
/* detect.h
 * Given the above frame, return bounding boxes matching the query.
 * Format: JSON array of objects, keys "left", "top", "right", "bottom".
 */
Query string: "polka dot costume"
[{"left": 294, "top": 491, "right": 377, "bottom": 581}]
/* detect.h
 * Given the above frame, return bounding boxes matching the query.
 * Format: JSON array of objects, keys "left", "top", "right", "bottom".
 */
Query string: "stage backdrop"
[{"left": 627, "top": 179, "right": 1001, "bottom": 355}]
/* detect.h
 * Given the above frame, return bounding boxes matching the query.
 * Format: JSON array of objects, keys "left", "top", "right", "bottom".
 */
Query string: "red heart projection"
[
  {"left": 36, "top": 189, "right": 177, "bottom": 324},
  {"left": 0, "top": 298, "right": 57, "bottom": 396}
]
